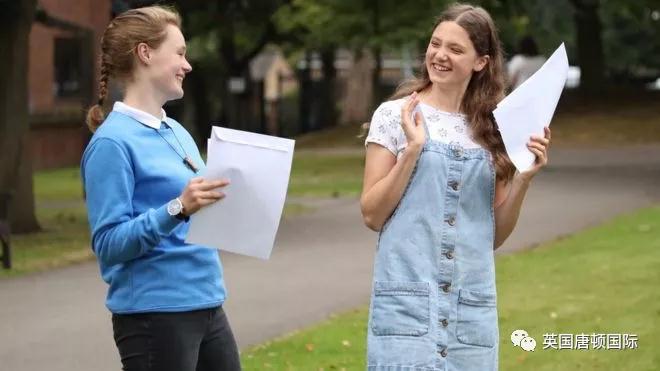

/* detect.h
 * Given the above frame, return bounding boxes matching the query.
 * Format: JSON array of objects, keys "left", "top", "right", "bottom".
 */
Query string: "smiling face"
[
  {"left": 425, "top": 21, "right": 489, "bottom": 88},
  {"left": 138, "top": 24, "right": 192, "bottom": 101}
]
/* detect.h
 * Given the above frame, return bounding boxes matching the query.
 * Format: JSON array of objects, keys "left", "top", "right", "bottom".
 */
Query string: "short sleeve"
[{"left": 365, "top": 102, "right": 400, "bottom": 156}]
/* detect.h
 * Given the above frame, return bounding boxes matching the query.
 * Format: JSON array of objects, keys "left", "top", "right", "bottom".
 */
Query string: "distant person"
[
  {"left": 508, "top": 35, "right": 546, "bottom": 90},
  {"left": 82, "top": 6, "right": 240, "bottom": 371}
]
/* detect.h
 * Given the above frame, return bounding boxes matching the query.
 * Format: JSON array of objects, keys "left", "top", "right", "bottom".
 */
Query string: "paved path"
[{"left": 1, "top": 146, "right": 659, "bottom": 371}]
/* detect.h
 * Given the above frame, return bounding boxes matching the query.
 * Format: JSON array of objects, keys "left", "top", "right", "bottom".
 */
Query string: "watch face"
[{"left": 167, "top": 199, "right": 182, "bottom": 216}]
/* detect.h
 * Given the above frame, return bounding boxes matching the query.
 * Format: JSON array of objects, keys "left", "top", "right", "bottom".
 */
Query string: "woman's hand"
[
  {"left": 400, "top": 91, "right": 426, "bottom": 149},
  {"left": 178, "top": 177, "right": 230, "bottom": 216},
  {"left": 518, "top": 126, "right": 551, "bottom": 183}
]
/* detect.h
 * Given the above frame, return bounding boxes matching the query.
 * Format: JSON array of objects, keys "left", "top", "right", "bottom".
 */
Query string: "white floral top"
[{"left": 365, "top": 98, "right": 481, "bottom": 157}]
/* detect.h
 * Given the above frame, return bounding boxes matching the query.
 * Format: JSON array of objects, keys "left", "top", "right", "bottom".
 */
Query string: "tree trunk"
[
  {"left": 9, "top": 131, "right": 40, "bottom": 233},
  {"left": 319, "top": 47, "right": 338, "bottom": 129},
  {"left": 370, "top": 0, "right": 383, "bottom": 109},
  {"left": 570, "top": 0, "right": 606, "bottom": 96},
  {"left": 217, "top": 2, "right": 278, "bottom": 133},
  {"left": 298, "top": 50, "right": 313, "bottom": 134},
  {"left": 187, "top": 68, "right": 212, "bottom": 145},
  {"left": 223, "top": 66, "right": 252, "bottom": 131},
  {"left": 340, "top": 50, "right": 373, "bottom": 126},
  {"left": 372, "top": 46, "right": 383, "bottom": 109},
  {"left": 0, "top": 0, "right": 38, "bottom": 233}
]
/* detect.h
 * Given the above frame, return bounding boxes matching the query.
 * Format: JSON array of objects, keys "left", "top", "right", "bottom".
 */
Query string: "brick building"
[{"left": 28, "top": 0, "right": 111, "bottom": 170}]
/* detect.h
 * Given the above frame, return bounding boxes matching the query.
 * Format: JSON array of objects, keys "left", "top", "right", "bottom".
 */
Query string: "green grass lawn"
[
  {"left": 0, "top": 205, "right": 93, "bottom": 278},
  {"left": 240, "top": 205, "right": 660, "bottom": 370},
  {"left": 34, "top": 167, "right": 85, "bottom": 202},
  {"left": 289, "top": 153, "right": 364, "bottom": 197},
  {"left": 550, "top": 101, "right": 660, "bottom": 148}
]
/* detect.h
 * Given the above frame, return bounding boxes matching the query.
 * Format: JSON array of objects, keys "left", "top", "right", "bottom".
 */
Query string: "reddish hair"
[{"left": 85, "top": 6, "right": 181, "bottom": 132}]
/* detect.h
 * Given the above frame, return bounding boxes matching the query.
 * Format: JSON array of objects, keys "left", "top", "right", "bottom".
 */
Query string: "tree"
[
  {"left": 274, "top": 0, "right": 354, "bottom": 128},
  {"left": 600, "top": 0, "right": 660, "bottom": 83},
  {"left": 1, "top": 1, "right": 98, "bottom": 234},
  {"left": 481, "top": 0, "right": 659, "bottom": 94},
  {"left": 173, "top": 0, "right": 289, "bottom": 140},
  {"left": 0, "top": 0, "right": 38, "bottom": 233},
  {"left": 275, "top": 0, "right": 443, "bottom": 127},
  {"left": 569, "top": 0, "right": 605, "bottom": 95}
]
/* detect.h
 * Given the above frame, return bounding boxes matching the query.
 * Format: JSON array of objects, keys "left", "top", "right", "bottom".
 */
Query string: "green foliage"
[
  {"left": 177, "top": 0, "right": 659, "bottom": 95},
  {"left": 478, "top": 0, "right": 659, "bottom": 78},
  {"left": 275, "top": 0, "right": 659, "bottom": 79},
  {"left": 178, "top": 1, "right": 286, "bottom": 67},
  {"left": 273, "top": 0, "right": 447, "bottom": 54},
  {"left": 479, "top": 0, "right": 576, "bottom": 60},
  {"left": 601, "top": 0, "right": 660, "bottom": 79}
]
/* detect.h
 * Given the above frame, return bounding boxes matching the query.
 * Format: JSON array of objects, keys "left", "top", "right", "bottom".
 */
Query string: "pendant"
[{"left": 183, "top": 156, "right": 199, "bottom": 173}]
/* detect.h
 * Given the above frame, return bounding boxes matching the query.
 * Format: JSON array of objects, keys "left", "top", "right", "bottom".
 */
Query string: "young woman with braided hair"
[{"left": 82, "top": 6, "right": 241, "bottom": 371}]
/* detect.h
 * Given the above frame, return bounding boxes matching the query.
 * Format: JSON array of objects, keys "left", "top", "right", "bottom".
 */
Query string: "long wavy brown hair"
[
  {"left": 85, "top": 6, "right": 182, "bottom": 133},
  {"left": 391, "top": 3, "right": 514, "bottom": 181}
]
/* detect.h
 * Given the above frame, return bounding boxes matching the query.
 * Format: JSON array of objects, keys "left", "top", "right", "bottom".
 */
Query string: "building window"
[{"left": 54, "top": 37, "right": 83, "bottom": 97}]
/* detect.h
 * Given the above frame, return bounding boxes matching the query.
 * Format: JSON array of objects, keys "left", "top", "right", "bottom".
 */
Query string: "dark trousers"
[{"left": 112, "top": 306, "right": 241, "bottom": 371}]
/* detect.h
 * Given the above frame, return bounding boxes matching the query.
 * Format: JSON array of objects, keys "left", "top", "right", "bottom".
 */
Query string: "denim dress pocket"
[
  {"left": 456, "top": 289, "right": 497, "bottom": 347},
  {"left": 371, "top": 281, "right": 430, "bottom": 336}
]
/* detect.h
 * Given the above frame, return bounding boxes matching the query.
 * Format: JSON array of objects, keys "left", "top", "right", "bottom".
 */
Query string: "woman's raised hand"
[
  {"left": 518, "top": 126, "right": 551, "bottom": 182},
  {"left": 400, "top": 91, "right": 427, "bottom": 149}
]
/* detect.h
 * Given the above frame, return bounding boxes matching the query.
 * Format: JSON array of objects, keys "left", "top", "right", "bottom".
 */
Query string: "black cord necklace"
[{"left": 154, "top": 126, "right": 199, "bottom": 173}]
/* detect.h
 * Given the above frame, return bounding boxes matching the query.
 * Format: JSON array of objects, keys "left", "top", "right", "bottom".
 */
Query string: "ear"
[
  {"left": 135, "top": 42, "right": 152, "bottom": 65},
  {"left": 474, "top": 55, "right": 490, "bottom": 72}
]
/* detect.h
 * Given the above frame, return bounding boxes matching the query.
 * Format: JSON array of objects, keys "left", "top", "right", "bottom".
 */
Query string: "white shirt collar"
[{"left": 113, "top": 101, "right": 167, "bottom": 130}]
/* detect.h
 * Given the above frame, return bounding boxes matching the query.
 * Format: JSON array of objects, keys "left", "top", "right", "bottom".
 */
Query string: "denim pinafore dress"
[{"left": 367, "top": 119, "right": 499, "bottom": 371}]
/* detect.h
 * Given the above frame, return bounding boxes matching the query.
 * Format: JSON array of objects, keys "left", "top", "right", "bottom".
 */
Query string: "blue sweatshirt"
[{"left": 81, "top": 103, "right": 226, "bottom": 314}]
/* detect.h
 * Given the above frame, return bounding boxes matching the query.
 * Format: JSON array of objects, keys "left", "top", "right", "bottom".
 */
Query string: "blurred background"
[
  {"left": 1, "top": 1, "right": 659, "bottom": 370},
  {"left": 2, "top": 0, "right": 660, "bottom": 234}
]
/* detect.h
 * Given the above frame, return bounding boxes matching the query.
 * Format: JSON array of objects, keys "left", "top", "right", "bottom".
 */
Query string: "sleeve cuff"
[
  {"left": 154, "top": 203, "right": 184, "bottom": 236},
  {"left": 365, "top": 138, "right": 398, "bottom": 156}
]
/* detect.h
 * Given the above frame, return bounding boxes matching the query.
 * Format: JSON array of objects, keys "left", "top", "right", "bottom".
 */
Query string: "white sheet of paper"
[
  {"left": 185, "top": 126, "right": 295, "bottom": 259},
  {"left": 494, "top": 43, "right": 569, "bottom": 172}
]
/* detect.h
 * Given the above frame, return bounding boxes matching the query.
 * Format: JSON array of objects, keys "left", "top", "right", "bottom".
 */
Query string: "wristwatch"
[{"left": 167, "top": 198, "right": 189, "bottom": 221}]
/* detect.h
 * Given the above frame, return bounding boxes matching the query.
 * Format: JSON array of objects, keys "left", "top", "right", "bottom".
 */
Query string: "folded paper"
[{"left": 494, "top": 43, "right": 569, "bottom": 172}]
